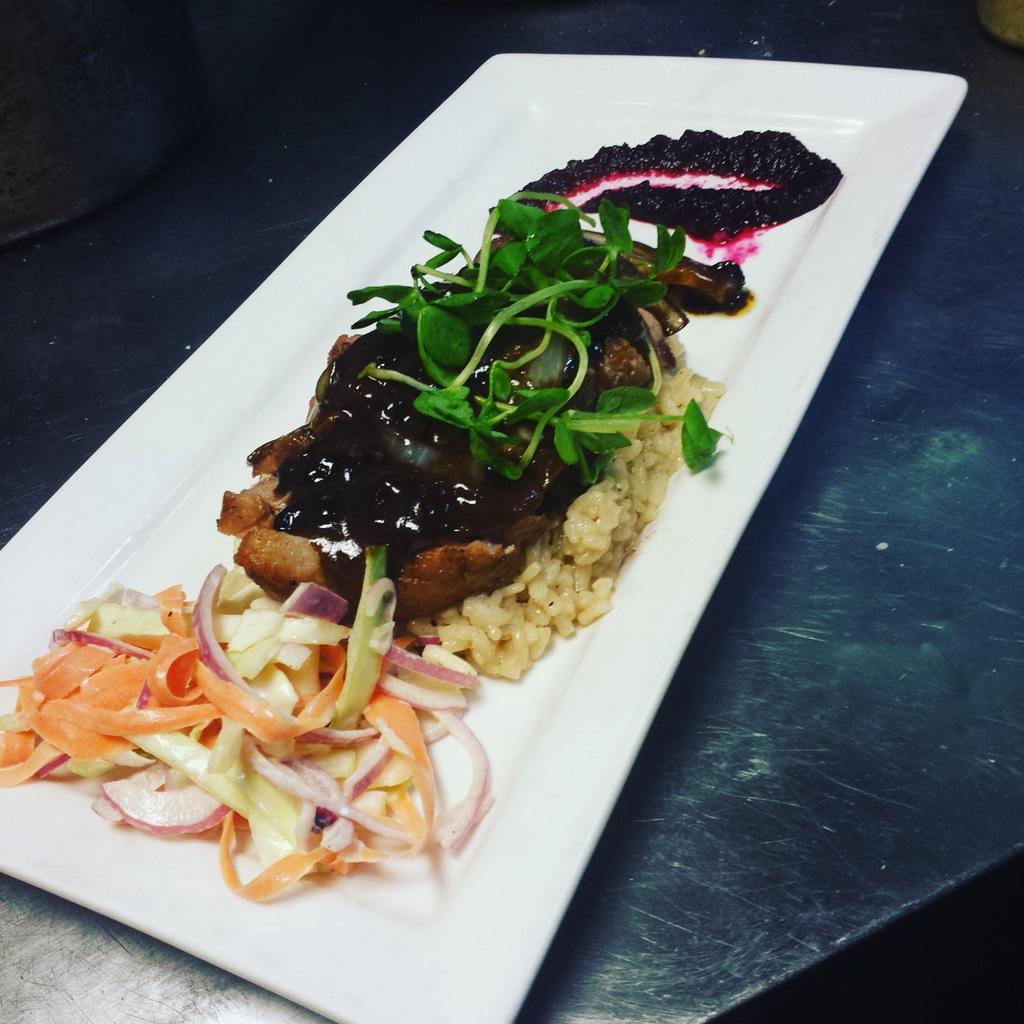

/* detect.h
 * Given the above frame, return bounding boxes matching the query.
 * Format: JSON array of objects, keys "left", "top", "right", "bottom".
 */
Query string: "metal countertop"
[{"left": 1, "top": 2, "right": 1021, "bottom": 1021}]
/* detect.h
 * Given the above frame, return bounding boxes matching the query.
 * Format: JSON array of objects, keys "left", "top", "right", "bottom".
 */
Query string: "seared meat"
[
  {"left": 235, "top": 527, "right": 326, "bottom": 594},
  {"left": 217, "top": 477, "right": 280, "bottom": 536},
  {"left": 397, "top": 541, "right": 524, "bottom": 620},
  {"left": 219, "top": 302, "right": 669, "bottom": 621},
  {"left": 249, "top": 427, "right": 314, "bottom": 476},
  {"left": 596, "top": 336, "right": 653, "bottom": 390},
  {"left": 225, "top": 512, "right": 553, "bottom": 619}
]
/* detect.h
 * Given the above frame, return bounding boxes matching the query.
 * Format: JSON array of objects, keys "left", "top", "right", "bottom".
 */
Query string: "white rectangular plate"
[{"left": 0, "top": 55, "right": 965, "bottom": 1024}]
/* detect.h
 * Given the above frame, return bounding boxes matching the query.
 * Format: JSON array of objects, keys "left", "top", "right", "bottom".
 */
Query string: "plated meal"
[{"left": 0, "top": 130, "right": 841, "bottom": 899}]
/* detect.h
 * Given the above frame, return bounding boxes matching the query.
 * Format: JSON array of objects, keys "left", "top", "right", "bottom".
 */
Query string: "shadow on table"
[{"left": 716, "top": 851, "right": 1024, "bottom": 1024}]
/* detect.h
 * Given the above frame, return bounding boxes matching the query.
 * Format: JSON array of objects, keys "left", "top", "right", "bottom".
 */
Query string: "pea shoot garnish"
[{"left": 350, "top": 194, "right": 724, "bottom": 483}]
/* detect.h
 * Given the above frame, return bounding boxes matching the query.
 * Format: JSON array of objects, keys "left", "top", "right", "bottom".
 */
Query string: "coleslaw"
[{"left": 0, "top": 561, "right": 490, "bottom": 901}]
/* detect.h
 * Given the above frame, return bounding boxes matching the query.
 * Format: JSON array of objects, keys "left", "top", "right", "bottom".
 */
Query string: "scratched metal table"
[{"left": 1, "top": 1, "right": 1022, "bottom": 1022}]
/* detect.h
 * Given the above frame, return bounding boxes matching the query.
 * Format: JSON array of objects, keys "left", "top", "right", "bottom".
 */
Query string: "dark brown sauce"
[
  {"left": 682, "top": 289, "right": 755, "bottom": 317},
  {"left": 265, "top": 307, "right": 646, "bottom": 597}
]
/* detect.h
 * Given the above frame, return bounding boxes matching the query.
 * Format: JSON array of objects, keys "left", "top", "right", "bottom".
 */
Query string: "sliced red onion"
[
  {"left": 244, "top": 740, "right": 406, "bottom": 842},
  {"left": 122, "top": 589, "right": 161, "bottom": 610},
  {"left": 420, "top": 718, "right": 449, "bottom": 745},
  {"left": 136, "top": 682, "right": 152, "bottom": 710},
  {"left": 194, "top": 565, "right": 252, "bottom": 689},
  {"left": 432, "top": 710, "right": 492, "bottom": 852},
  {"left": 100, "top": 764, "right": 229, "bottom": 836},
  {"left": 298, "top": 727, "right": 378, "bottom": 747},
  {"left": 280, "top": 582, "right": 349, "bottom": 623},
  {"left": 379, "top": 673, "right": 468, "bottom": 711},
  {"left": 52, "top": 629, "right": 151, "bottom": 660},
  {"left": 343, "top": 739, "right": 391, "bottom": 800},
  {"left": 92, "top": 794, "right": 123, "bottom": 822},
  {"left": 289, "top": 757, "right": 408, "bottom": 843},
  {"left": 34, "top": 753, "right": 70, "bottom": 779},
  {"left": 418, "top": 635, "right": 441, "bottom": 646},
  {"left": 384, "top": 645, "right": 478, "bottom": 689},
  {"left": 320, "top": 816, "right": 355, "bottom": 853}
]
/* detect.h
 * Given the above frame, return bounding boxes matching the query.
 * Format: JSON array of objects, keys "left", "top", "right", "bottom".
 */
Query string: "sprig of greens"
[{"left": 348, "top": 194, "right": 723, "bottom": 481}]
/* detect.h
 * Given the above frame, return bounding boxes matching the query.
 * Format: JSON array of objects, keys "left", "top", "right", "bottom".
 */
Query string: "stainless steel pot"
[{"left": 0, "top": 0, "right": 206, "bottom": 246}]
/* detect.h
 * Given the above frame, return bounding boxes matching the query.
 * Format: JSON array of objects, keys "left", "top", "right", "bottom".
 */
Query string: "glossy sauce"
[{"left": 265, "top": 315, "right": 641, "bottom": 596}]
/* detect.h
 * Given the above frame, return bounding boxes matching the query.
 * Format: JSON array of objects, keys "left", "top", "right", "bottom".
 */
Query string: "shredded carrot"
[
  {"left": 218, "top": 813, "right": 327, "bottom": 901},
  {"left": 0, "top": 675, "right": 32, "bottom": 688},
  {"left": 293, "top": 647, "right": 346, "bottom": 731},
  {"left": 194, "top": 650, "right": 347, "bottom": 744},
  {"left": 144, "top": 636, "right": 200, "bottom": 706},
  {"left": 32, "top": 644, "right": 113, "bottom": 702},
  {"left": 76, "top": 660, "right": 150, "bottom": 709},
  {"left": 22, "top": 708, "right": 131, "bottom": 760},
  {"left": 363, "top": 695, "right": 435, "bottom": 853},
  {"left": 194, "top": 663, "right": 297, "bottom": 743},
  {"left": 0, "top": 731, "right": 35, "bottom": 768},
  {"left": 0, "top": 741, "right": 60, "bottom": 788},
  {"left": 156, "top": 585, "right": 188, "bottom": 637},
  {"left": 319, "top": 645, "right": 346, "bottom": 673},
  {"left": 41, "top": 699, "right": 218, "bottom": 736}
]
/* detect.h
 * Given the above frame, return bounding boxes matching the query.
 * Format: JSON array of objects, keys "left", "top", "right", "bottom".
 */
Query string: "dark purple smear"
[{"left": 522, "top": 130, "right": 842, "bottom": 241}]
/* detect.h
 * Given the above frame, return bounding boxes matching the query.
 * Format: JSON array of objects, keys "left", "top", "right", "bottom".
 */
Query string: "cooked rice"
[{"left": 410, "top": 347, "right": 724, "bottom": 679}]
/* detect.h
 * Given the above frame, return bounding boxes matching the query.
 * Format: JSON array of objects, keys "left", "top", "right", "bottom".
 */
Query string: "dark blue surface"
[{"left": 0, "top": 2, "right": 1021, "bottom": 1022}]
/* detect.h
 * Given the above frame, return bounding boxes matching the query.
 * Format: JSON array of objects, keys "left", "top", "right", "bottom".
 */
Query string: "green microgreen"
[
  {"left": 653, "top": 224, "right": 688, "bottom": 276},
  {"left": 345, "top": 195, "right": 724, "bottom": 481},
  {"left": 413, "top": 386, "right": 475, "bottom": 429},
  {"left": 681, "top": 398, "right": 724, "bottom": 472}
]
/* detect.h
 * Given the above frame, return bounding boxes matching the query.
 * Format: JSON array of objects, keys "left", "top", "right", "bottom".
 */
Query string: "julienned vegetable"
[{"left": 0, "top": 566, "right": 486, "bottom": 900}]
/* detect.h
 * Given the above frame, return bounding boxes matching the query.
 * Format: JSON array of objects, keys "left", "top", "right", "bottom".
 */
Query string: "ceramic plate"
[{"left": 0, "top": 55, "right": 965, "bottom": 1024}]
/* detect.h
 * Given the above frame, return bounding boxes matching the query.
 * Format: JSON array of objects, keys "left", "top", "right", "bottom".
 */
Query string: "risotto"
[{"left": 411, "top": 346, "right": 724, "bottom": 679}]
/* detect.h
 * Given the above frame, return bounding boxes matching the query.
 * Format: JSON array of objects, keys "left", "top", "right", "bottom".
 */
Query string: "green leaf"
[
  {"left": 433, "top": 290, "right": 507, "bottom": 325},
  {"left": 553, "top": 419, "right": 579, "bottom": 465},
  {"left": 616, "top": 278, "right": 668, "bottom": 307},
  {"left": 576, "top": 430, "right": 631, "bottom": 454},
  {"left": 681, "top": 399, "right": 723, "bottom": 472},
  {"left": 423, "top": 229, "right": 461, "bottom": 251},
  {"left": 575, "top": 283, "right": 616, "bottom": 310},
  {"left": 507, "top": 386, "right": 570, "bottom": 422},
  {"left": 473, "top": 412, "right": 513, "bottom": 443},
  {"left": 653, "top": 224, "right": 687, "bottom": 275},
  {"left": 413, "top": 387, "right": 474, "bottom": 429},
  {"left": 596, "top": 385, "right": 656, "bottom": 416},
  {"left": 563, "top": 245, "right": 609, "bottom": 277},
  {"left": 491, "top": 240, "right": 527, "bottom": 278},
  {"left": 417, "top": 305, "right": 472, "bottom": 367},
  {"left": 598, "top": 197, "right": 632, "bottom": 254},
  {"left": 469, "top": 428, "right": 523, "bottom": 480},
  {"left": 347, "top": 284, "right": 415, "bottom": 305},
  {"left": 524, "top": 208, "right": 585, "bottom": 274},
  {"left": 351, "top": 305, "right": 400, "bottom": 329},
  {"left": 424, "top": 248, "right": 460, "bottom": 269},
  {"left": 496, "top": 198, "right": 545, "bottom": 239},
  {"left": 376, "top": 317, "right": 403, "bottom": 335},
  {"left": 489, "top": 363, "right": 512, "bottom": 402}
]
